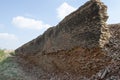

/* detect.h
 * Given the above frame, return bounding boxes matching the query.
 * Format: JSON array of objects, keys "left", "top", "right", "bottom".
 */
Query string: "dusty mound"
[{"left": 15, "top": 0, "right": 120, "bottom": 80}]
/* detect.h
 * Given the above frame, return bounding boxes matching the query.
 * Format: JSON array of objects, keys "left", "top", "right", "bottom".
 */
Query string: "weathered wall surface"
[
  {"left": 90, "top": 24, "right": 120, "bottom": 80},
  {"left": 15, "top": 0, "right": 108, "bottom": 57},
  {"left": 14, "top": 0, "right": 120, "bottom": 80}
]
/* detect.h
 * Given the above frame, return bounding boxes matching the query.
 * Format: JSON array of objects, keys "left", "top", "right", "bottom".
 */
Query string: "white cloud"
[
  {"left": 0, "top": 33, "right": 18, "bottom": 41},
  {"left": 57, "top": 2, "right": 76, "bottom": 20},
  {"left": 12, "top": 16, "right": 51, "bottom": 30},
  {"left": 0, "top": 33, "right": 19, "bottom": 49}
]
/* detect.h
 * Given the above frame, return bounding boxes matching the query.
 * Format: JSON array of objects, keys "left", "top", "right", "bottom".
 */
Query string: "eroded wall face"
[
  {"left": 15, "top": 0, "right": 108, "bottom": 56},
  {"left": 14, "top": 1, "right": 120, "bottom": 80}
]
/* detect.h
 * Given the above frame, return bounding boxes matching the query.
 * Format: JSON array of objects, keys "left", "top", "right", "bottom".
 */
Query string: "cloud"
[
  {"left": 12, "top": 16, "right": 51, "bottom": 30},
  {"left": 0, "top": 33, "right": 18, "bottom": 41},
  {"left": 0, "top": 33, "right": 19, "bottom": 49},
  {"left": 57, "top": 2, "right": 76, "bottom": 20}
]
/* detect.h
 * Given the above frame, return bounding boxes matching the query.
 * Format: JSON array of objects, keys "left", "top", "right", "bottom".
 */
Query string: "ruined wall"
[
  {"left": 14, "top": 0, "right": 120, "bottom": 80},
  {"left": 15, "top": 0, "right": 108, "bottom": 57}
]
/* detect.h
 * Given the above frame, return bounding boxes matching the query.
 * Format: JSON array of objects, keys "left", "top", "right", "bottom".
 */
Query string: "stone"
[
  {"left": 15, "top": 0, "right": 108, "bottom": 57},
  {"left": 14, "top": 0, "right": 120, "bottom": 80},
  {"left": 104, "top": 23, "right": 120, "bottom": 60}
]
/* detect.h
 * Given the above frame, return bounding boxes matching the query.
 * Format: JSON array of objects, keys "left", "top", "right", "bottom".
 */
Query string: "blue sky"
[{"left": 0, "top": 0, "right": 120, "bottom": 49}]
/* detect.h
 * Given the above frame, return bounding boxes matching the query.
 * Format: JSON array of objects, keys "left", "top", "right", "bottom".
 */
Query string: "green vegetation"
[
  {"left": 0, "top": 49, "right": 27, "bottom": 80},
  {"left": 0, "top": 49, "right": 6, "bottom": 61}
]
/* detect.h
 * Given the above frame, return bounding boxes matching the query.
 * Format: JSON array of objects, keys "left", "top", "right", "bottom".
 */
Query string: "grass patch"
[{"left": 0, "top": 49, "right": 6, "bottom": 61}]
